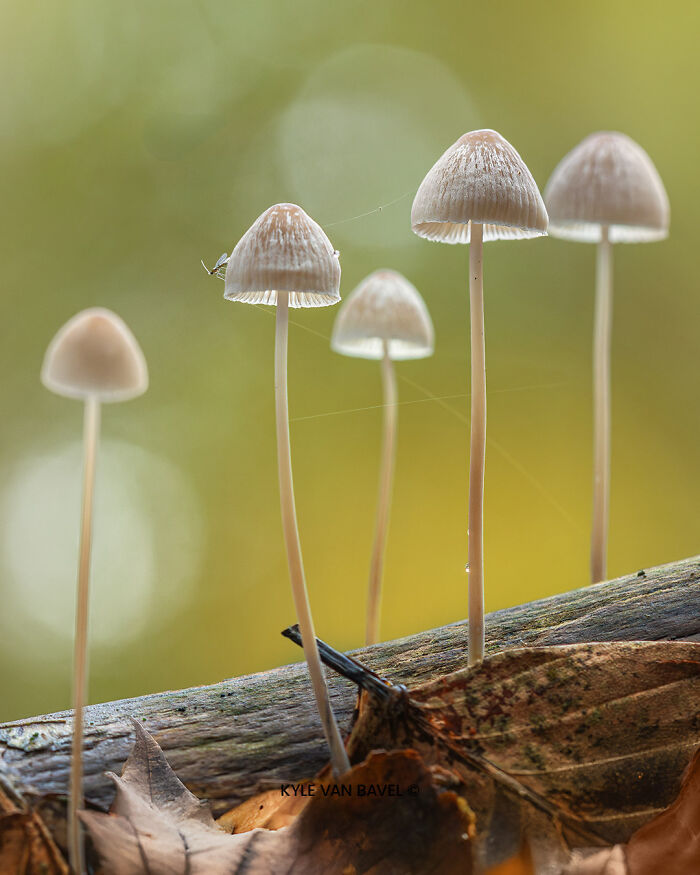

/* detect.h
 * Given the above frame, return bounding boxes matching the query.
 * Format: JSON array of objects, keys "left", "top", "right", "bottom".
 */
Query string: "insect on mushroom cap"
[
  {"left": 224, "top": 203, "right": 341, "bottom": 308},
  {"left": 41, "top": 307, "right": 148, "bottom": 402},
  {"left": 544, "top": 131, "right": 670, "bottom": 243},
  {"left": 411, "top": 129, "right": 548, "bottom": 244},
  {"left": 331, "top": 269, "right": 434, "bottom": 361}
]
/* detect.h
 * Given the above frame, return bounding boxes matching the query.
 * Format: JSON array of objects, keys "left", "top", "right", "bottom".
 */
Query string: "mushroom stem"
[
  {"left": 468, "top": 221, "right": 486, "bottom": 666},
  {"left": 274, "top": 291, "right": 350, "bottom": 777},
  {"left": 68, "top": 395, "right": 100, "bottom": 875},
  {"left": 591, "top": 225, "right": 613, "bottom": 583},
  {"left": 366, "top": 340, "right": 397, "bottom": 645}
]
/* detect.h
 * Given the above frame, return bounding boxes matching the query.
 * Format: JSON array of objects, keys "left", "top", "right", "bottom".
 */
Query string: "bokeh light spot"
[
  {"left": 0, "top": 439, "right": 204, "bottom": 658},
  {"left": 278, "top": 44, "right": 479, "bottom": 248}
]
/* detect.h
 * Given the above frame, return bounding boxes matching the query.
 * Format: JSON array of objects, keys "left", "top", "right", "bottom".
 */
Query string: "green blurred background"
[{"left": 1, "top": 0, "right": 698, "bottom": 721}]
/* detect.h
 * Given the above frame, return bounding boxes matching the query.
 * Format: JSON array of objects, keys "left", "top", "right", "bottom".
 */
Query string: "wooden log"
[{"left": 1, "top": 555, "right": 698, "bottom": 822}]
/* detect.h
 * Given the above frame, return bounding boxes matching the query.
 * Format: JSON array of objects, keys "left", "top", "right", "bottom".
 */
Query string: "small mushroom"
[
  {"left": 41, "top": 307, "right": 148, "bottom": 875},
  {"left": 331, "top": 269, "right": 434, "bottom": 645},
  {"left": 544, "top": 132, "right": 669, "bottom": 583},
  {"left": 224, "top": 203, "right": 350, "bottom": 777},
  {"left": 412, "top": 129, "right": 548, "bottom": 665}
]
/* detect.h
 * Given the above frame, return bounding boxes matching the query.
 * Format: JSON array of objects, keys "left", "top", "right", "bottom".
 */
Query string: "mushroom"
[
  {"left": 331, "top": 269, "right": 434, "bottom": 645},
  {"left": 411, "top": 129, "right": 548, "bottom": 665},
  {"left": 544, "top": 132, "right": 669, "bottom": 583},
  {"left": 41, "top": 307, "right": 148, "bottom": 874},
  {"left": 224, "top": 203, "right": 350, "bottom": 777}
]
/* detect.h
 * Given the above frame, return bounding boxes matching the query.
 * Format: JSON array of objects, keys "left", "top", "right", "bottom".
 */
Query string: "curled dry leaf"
[
  {"left": 217, "top": 785, "right": 308, "bottom": 832},
  {"left": 80, "top": 720, "right": 246, "bottom": 874},
  {"left": 565, "top": 744, "right": 700, "bottom": 874},
  {"left": 81, "top": 640, "right": 700, "bottom": 873},
  {"left": 82, "top": 721, "right": 476, "bottom": 874},
  {"left": 0, "top": 781, "right": 68, "bottom": 875},
  {"left": 625, "top": 744, "right": 700, "bottom": 873},
  {"left": 342, "top": 640, "right": 700, "bottom": 869}
]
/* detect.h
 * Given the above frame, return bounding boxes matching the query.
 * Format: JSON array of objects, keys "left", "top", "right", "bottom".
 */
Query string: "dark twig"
[{"left": 281, "top": 624, "right": 400, "bottom": 703}]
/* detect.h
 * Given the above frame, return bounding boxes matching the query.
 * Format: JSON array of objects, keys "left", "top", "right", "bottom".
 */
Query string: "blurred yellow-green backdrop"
[{"left": 1, "top": 0, "right": 698, "bottom": 721}]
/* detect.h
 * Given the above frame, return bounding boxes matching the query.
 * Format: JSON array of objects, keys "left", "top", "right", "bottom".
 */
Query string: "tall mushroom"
[
  {"left": 224, "top": 203, "right": 350, "bottom": 776},
  {"left": 331, "top": 269, "right": 434, "bottom": 645},
  {"left": 544, "top": 132, "right": 669, "bottom": 583},
  {"left": 411, "top": 129, "right": 548, "bottom": 665},
  {"left": 41, "top": 307, "right": 148, "bottom": 874}
]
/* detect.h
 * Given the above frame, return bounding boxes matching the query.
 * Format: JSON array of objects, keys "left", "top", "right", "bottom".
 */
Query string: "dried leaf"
[
  {"left": 83, "top": 722, "right": 476, "bottom": 874},
  {"left": 564, "top": 741, "right": 700, "bottom": 873},
  {"left": 217, "top": 786, "right": 308, "bottom": 832},
  {"left": 625, "top": 744, "right": 700, "bottom": 874},
  {"left": 0, "top": 783, "right": 68, "bottom": 874},
  {"left": 345, "top": 641, "right": 700, "bottom": 868},
  {"left": 81, "top": 721, "right": 247, "bottom": 874},
  {"left": 281, "top": 748, "right": 476, "bottom": 874}
]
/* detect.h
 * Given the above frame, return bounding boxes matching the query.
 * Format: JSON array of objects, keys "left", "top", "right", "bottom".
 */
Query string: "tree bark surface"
[{"left": 1, "top": 556, "right": 698, "bottom": 819}]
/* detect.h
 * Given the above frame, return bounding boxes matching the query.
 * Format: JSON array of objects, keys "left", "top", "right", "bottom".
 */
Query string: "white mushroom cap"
[
  {"left": 224, "top": 203, "right": 340, "bottom": 308},
  {"left": 411, "top": 129, "right": 548, "bottom": 244},
  {"left": 544, "top": 132, "right": 670, "bottom": 243},
  {"left": 331, "top": 270, "right": 434, "bottom": 361},
  {"left": 42, "top": 308, "right": 148, "bottom": 402}
]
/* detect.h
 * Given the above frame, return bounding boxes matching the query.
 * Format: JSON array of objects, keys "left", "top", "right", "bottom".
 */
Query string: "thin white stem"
[
  {"left": 365, "top": 342, "right": 397, "bottom": 645},
  {"left": 68, "top": 395, "right": 100, "bottom": 875},
  {"left": 274, "top": 292, "right": 350, "bottom": 777},
  {"left": 468, "top": 221, "right": 486, "bottom": 666},
  {"left": 591, "top": 226, "right": 613, "bottom": 583}
]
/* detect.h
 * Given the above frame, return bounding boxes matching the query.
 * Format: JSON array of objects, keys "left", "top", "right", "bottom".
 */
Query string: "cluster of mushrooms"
[{"left": 41, "top": 128, "right": 669, "bottom": 873}]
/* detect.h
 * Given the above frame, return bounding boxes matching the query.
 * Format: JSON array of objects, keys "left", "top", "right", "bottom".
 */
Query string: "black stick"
[{"left": 282, "top": 624, "right": 400, "bottom": 703}]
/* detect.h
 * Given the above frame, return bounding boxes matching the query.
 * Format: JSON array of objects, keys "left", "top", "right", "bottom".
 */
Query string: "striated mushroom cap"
[
  {"left": 411, "top": 129, "right": 548, "bottom": 244},
  {"left": 42, "top": 308, "right": 148, "bottom": 402},
  {"left": 331, "top": 269, "right": 434, "bottom": 361},
  {"left": 544, "top": 132, "right": 670, "bottom": 243},
  {"left": 224, "top": 203, "right": 341, "bottom": 308}
]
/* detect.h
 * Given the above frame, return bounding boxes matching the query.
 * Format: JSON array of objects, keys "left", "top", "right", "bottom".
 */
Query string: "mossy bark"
[{"left": 1, "top": 556, "right": 698, "bottom": 825}]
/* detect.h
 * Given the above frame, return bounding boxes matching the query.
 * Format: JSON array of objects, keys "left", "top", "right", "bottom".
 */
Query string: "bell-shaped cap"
[
  {"left": 411, "top": 129, "right": 548, "bottom": 244},
  {"left": 224, "top": 203, "right": 340, "bottom": 308},
  {"left": 42, "top": 308, "right": 148, "bottom": 402},
  {"left": 544, "top": 132, "right": 670, "bottom": 243},
  {"left": 331, "top": 270, "right": 434, "bottom": 361}
]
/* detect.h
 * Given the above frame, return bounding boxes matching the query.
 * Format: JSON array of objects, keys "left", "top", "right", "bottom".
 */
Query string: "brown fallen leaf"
[
  {"left": 626, "top": 744, "right": 700, "bottom": 873},
  {"left": 0, "top": 781, "right": 68, "bottom": 875},
  {"left": 566, "top": 744, "right": 700, "bottom": 874},
  {"left": 83, "top": 639, "right": 700, "bottom": 874},
  {"left": 331, "top": 639, "right": 700, "bottom": 869},
  {"left": 217, "top": 782, "right": 312, "bottom": 833},
  {"left": 82, "top": 721, "right": 476, "bottom": 874}
]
